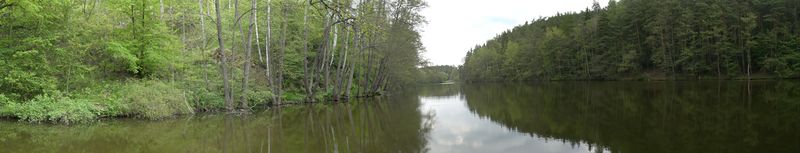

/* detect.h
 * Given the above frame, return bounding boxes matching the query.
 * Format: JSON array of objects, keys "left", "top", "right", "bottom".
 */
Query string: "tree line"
[
  {"left": 461, "top": 0, "right": 800, "bottom": 81},
  {"left": 0, "top": 0, "right": 427, "bottom": 122}
]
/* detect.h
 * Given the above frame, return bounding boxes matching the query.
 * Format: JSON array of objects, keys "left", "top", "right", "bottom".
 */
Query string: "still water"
[{"left": 2, "top": 81, "right": 800, "bottom": 153}]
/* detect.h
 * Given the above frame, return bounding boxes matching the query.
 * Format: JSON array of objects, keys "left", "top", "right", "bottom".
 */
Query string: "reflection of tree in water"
[
  {"left": 412, "top": 84, "right": 461, "bottom": 98},
  {"left": 462, "top": 81, "right": 800, "bottom": 153},
  {"left": 0, "top": 93, "right": 433, "bottom": 153}
]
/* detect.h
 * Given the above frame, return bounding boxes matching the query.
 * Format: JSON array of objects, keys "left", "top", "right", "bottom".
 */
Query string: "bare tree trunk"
[
  {"left": 313, "top": 15, "right": 334, "bottom": 101},
  {"left": 255, "top": 0, "right": 262, "bottom": 63},
  {"left": 326, "top": 25, "right": 339, "bottom": 92},
  {"left": 345, "top": 30, "right": 360, "bottom": 99},
  {"left": 345, "top": 61, "right": 356, "bottom": 99},
  {"left": 276, "top": 1, "right": 289, "bottom": 105},
  {"left": 302, "top": 1, "right": 314, "bottom": 102},
  {"left": 230, "top": 0, "right": 241, "bottom": 104},
  {"left": 333, "top": 28, "right": 350, "bottom": 100},
  {"left": 213, "top": 0, "right": 233, "bottom": 111},
  {"left": 265, "top": 0, "right": 275, "bottom": 104},
  {"left": 240, "top": 0, "right": 257, "bottom": 110},
  {"left": 198, "top": 0, "right": 211, "bottom": 90},
  {"left": 371, "top": 58, "right": 387, "bottom": 94},
  {"left": 747, "top": 47, "right": 752, "bottom": 80},
  {"left": 363, "top": 36, "right": 374, "bottom": 96},
  {"left": 199, "top": 0, "right": 207, "bottom": 48}
]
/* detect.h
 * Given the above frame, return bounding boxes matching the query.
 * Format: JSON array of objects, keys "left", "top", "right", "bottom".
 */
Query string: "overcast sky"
[{"left": 420, "top": 0, "right": 610, "bottom": 66}]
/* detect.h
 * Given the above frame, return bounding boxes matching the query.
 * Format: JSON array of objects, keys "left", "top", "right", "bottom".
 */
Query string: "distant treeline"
[
  {"left": 417, "top": 65, "right": 458, "bottom": 84},
  {"left": 461, "top": 0, "right": 800, "bottom": 81}
]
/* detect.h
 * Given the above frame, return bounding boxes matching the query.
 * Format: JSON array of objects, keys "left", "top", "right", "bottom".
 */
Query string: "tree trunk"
[
  {"left": 371, "top": 58, "right": 387, "bottom": 95},
  {"left": 213, "top": 0, "right": 233, "bottom": 111},
  {"left": 345, "top": 31, "right": 360, "bottom": 99},
  {"left": 345, "top": 61, "right": 356, "bottom": 99},
  {"left": 747, "top": 46, "right": 752, "bottom": 80},
  {"left": 326, "top": 25, "right": 339, "bottom": 92},
  {"left": 240, "top": 0, "right": 257, "bottom": 110},
  {"left": 265, "top": 0, "right": 275, "bottom": 104},
  {"left": 276, "top": 1, "right": 289, "bottom": 105},
  {"left": 313, "top": 15, "right": 334, "bottom": 101},
  {"left": 255, "top": 0, "right": 263, "bottom": 63},
  {"left": 198, "top": 0, "right": 211, "bottom": 90},
  {"left": 302, "top": 1, "right": 313, "bottom": 102},
  {"left": 333, "top": 28, "right": 350, "bottom": 100},
  {"left": 199, "top": 0, "right": 207, "bottom": 48},
  {"left": 363, "top": 37, "right": 374, "bottom": 96}
]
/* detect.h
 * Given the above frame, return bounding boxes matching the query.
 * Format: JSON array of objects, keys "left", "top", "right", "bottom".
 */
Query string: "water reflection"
[
  {"left": 461, "top": 81, "right": 800, "bottom": 153},
  {"left": 2, "top": 82, "right": 800, "bottom": 153},
  {"left": 0, "top": 94, "right": 431, "bottom": 153},
  {"left": 418, "top": 85, "right": 605, "bottom": 153}
]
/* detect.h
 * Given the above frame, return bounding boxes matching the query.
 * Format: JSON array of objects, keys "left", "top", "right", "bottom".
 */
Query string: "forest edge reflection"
[{"left": 2, "top": 81, "right": 800, "bottom": 153}]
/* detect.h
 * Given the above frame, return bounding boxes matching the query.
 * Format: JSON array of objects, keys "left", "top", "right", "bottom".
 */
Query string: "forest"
[
  {"left": 0, "top": 0, "right": 428, "bottom": 123},
  {"left": 461, "top": 0, "right": 800, "bottom": 81}
]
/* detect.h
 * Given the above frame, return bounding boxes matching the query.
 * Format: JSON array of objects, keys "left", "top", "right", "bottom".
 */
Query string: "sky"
[{"left": 420, "top": 0, "right": 610, "bottom": 66}]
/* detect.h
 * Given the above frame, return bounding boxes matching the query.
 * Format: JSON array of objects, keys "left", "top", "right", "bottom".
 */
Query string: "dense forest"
[
  {"left": 462, "top": 0, "right": 800, "bottom": 81},
  {"left": 0, "top": 0, "right": 427, "bottom": 123}
]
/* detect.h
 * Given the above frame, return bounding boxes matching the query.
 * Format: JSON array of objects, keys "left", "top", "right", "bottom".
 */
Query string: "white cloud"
[{"left": 420, "top": 0, "right": 610, "bottom": 66}]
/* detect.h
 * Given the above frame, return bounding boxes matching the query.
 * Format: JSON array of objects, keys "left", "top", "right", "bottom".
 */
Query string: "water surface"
[{"left": 2, "top": 81, "right": 799, "bottom": 153}]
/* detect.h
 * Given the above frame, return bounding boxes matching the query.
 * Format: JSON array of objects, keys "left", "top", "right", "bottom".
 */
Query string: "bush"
[
  {"left": 246, "top": 90, "right": 273, "bottom": 107},
  {"left": 8, "top": 92, "right": 99, "bottom": 124},
  {"left": 0, "top": 94, "right": 11, "bottom": 117},
  {"left": 120, "top": 80, "right": 193, "bottom": 119},
  {"left": 73, "top": 84, "right": 127, "bottom": 117},
  {"left": 283, "top": 91, "right": 305, "bottom": 103},
  {"left": 190, "top": 88, "right": 224, "bottom": 111}
]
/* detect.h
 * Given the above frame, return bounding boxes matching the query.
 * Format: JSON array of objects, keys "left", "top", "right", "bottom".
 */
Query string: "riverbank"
[
  {"left": 0, "top": 79, "right": 388, "bottom": 124},
  {"left": 0, "top": 81, "right": 282, "bottom": 124}
]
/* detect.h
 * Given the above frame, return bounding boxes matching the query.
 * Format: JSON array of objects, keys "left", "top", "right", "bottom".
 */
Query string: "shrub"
[
  {"left": 9, "top": 92, "right": 98, "bottom": 124},
  {"left": 0, "top": 94, "right": 11, "bottom": 117},
  {"left": 190, "top": 88, "right": 224, "bottom": 111},
  {"left": 120, "top": 80, "right": 193, "bottom": 119},
  {"left": 283, "top": 91, "right": 305, "bottom": 103},
  {"left": 246, "top": 90, "right": 273, "bottom": 107},
  {"left": 73, "top": 84, "right": 127, "bottom": 117}
]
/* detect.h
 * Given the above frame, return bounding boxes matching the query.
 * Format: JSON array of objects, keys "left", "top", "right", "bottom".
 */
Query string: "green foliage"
[
  {"left": 190, "top": 88, "right": 225, "bottom": 111},
  {"left": 120, "top": 81, "right": 193, "bottom": 119},
  {"left": 462, "top": 0, "right": 800, "bottom": 81},
  {"left": 105, "top": 42, "right": 141, "bottom": 73},
  {"left": 283, "top": 91, "right": 305, "bottom": 103},
  {"left": 0, "top": 0, "right": 66, "bottom": 100},
  {"left": 7, "top": 92, "right": 99, "bottom": 124},
  {"left": 418, "top": 65, "right": 458, "bottom": 84},
  {"left": 0, "top": 94, "right": 11, "bottom": 116},
  {"left": 72, "top": 84, "right": 129, "bottom": 117},
  {"left": 0, "top": 0, "right": 427, "bottom": 123},
  {"left": 246, "top": 90, "right": 274, "bottom": 107}
]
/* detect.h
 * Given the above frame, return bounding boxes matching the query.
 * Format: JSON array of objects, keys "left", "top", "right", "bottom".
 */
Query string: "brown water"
[{"left": 2, "top": 81, "right": 800, "bottom": 153}]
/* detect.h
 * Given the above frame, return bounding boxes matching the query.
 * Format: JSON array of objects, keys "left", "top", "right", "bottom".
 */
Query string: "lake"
[{"left": 2, "top": 81, "right": 800, "bottom": 153}]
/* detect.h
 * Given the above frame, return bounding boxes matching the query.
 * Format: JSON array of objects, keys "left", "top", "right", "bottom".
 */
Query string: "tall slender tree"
[{"left": 213, "top": 0, "right": 233, "bottom": 111}]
